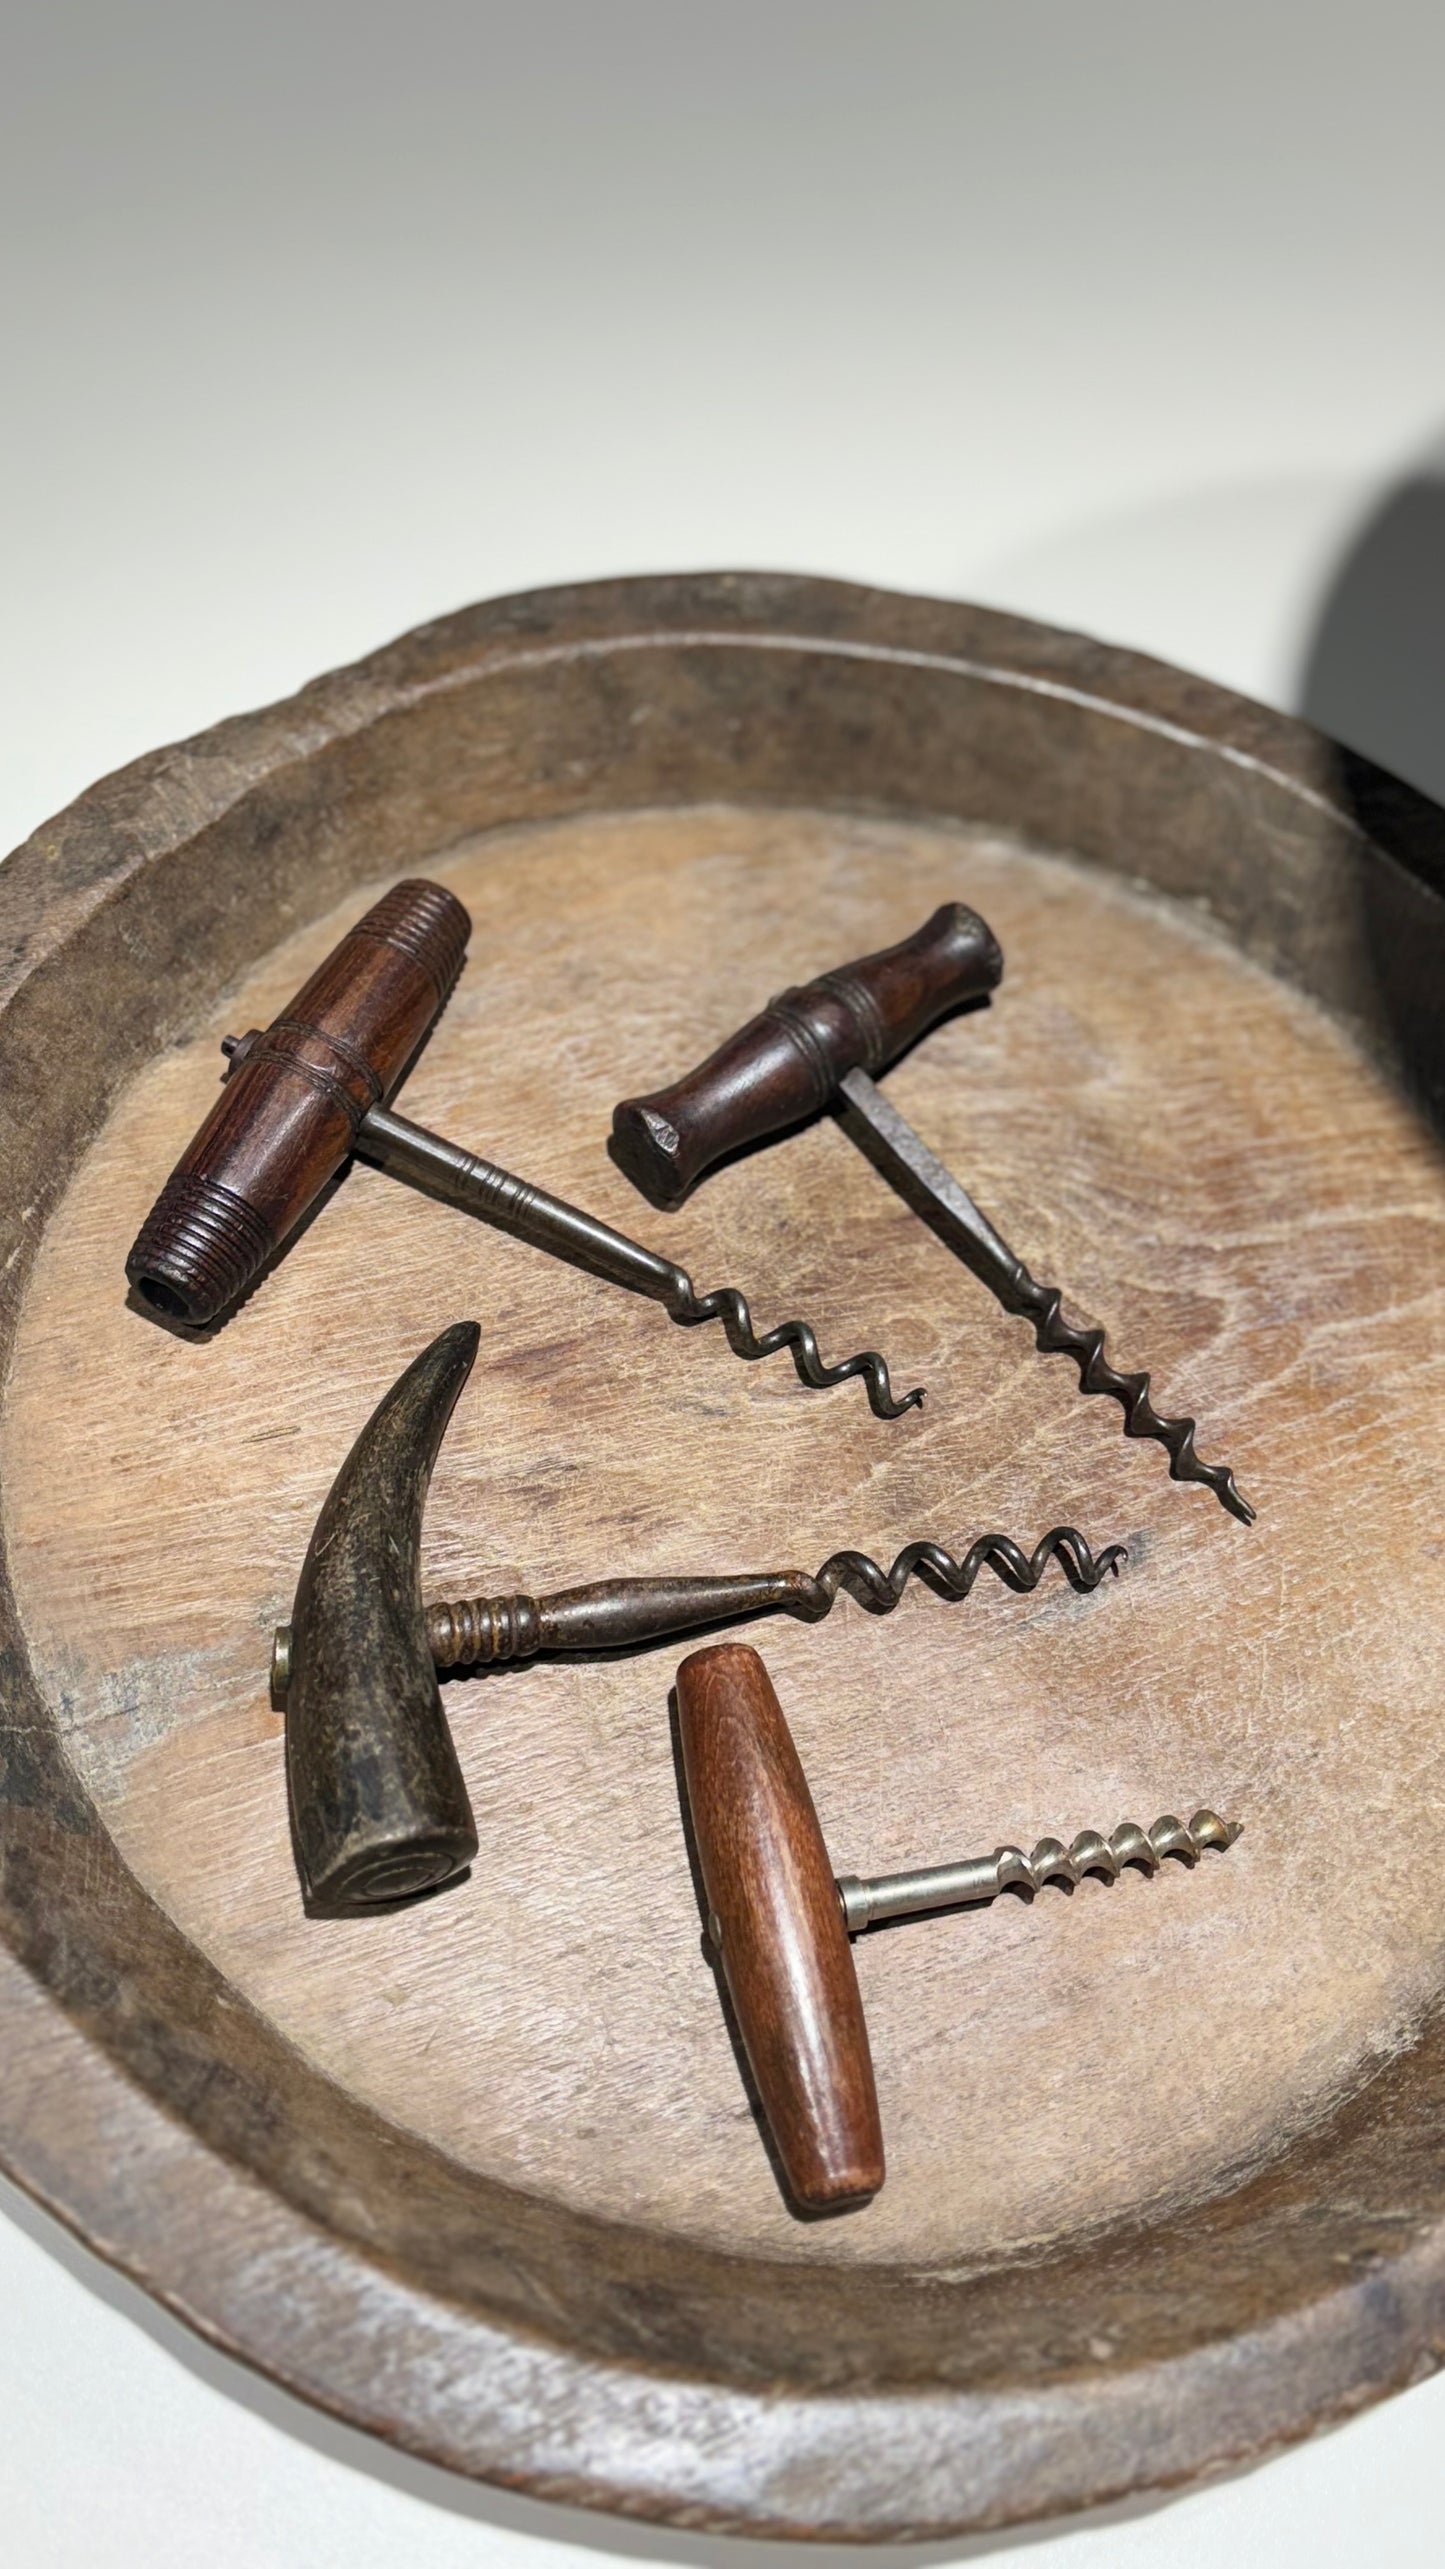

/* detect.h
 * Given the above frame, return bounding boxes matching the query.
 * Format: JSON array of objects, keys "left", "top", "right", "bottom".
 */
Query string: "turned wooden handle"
[
  {"left": 126, "top": 879, "right": 469, "bottom": 1325},
  {"left": 675, "top": 1641, "right": 884, "bottom": 2211},
  {"left": 611, "top": 902, "right": 1002, "bottom": 1209}
]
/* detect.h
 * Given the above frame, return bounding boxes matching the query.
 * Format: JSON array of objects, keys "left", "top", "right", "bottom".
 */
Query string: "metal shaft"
[
  {"left": 356, "top": 1103, "right": 918, "bottom": 1417},
  {"left": 835, "top": 1809, "right": 1241, "bottom": 1932},
  {"left": 423, "top": 1574, "right": 799, "bottom": 1666},
  {"left": 360, "top": 1104, "right": 683, "bottom": 1301},
  {"left": 838, "top": 1068, "right": 1255, "bottom": 1523}
]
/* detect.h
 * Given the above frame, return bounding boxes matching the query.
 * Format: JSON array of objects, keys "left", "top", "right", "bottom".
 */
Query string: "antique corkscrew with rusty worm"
[
  {"left": 123, "top": 878, "right": 971, "bottom": 1418},
  {"left": 414, "top": 1524, "right": 1121, "bottom": 1671},
  {"left": 610, "top": 905, "right": 1254, "bottom": 1522},
  {"left": 272, "top": 1324, "right": 1125, "bottom": 1915},
  {"left": 677, "top": 1640, "right": 1242, "bottom": 2211}
]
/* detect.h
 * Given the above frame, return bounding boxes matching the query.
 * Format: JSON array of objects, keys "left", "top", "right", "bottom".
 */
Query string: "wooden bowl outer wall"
[{"left": 1, "top": 572, "right": 1444, "bottom": 2541}]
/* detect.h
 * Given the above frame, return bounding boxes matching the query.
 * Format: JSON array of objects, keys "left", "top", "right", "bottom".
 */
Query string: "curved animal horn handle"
[
  {"left": 610, "top": 903, "right": 1002, "bottom": 1210},
  {"left": 675, "top": 1641, "right": 884, "bottom": 2212},
  {"left": 284, "top": 1320, "right": 480, "bottom": 1917},
  {"left": 126, "top": 877, "right": 470, "bottom": 1326}
]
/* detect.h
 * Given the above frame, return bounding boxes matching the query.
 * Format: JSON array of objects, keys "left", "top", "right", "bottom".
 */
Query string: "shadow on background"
[
  {"left": 1301, "top": 444, "right": 1445, "bottom": 811},
  {"left": 1298, "top": 438, "right": 1445, "bottom": 1131}
]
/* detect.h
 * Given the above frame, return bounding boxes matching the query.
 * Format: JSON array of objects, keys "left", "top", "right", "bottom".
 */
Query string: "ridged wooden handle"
[
  {"left": 675, "top": 1641, "right": 884, "bottom": 2212},
  {"left": 611, "top": 902, "right": 1002, "bottom": 1209},
  {"left": 125, "top": 878, "right": 469, "bottom": 1325}
]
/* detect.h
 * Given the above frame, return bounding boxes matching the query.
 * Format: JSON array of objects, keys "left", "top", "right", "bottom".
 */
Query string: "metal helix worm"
[
  {"left": 1002, "top": 1268, "right": 1255, "bottom": 1524},
  {"left": 784, "top": 1524, "right": 1126, "bottom": 1621},
  {"left": 418, "top": 1528, "right": 1126, "bottom": 1673},
  {"left": 835, "top": 1806, "right": 1241, "bottom": 1929},
  {"left": 994, "top": 1808, "right": 1242, "bottom": 1894},
  {"left": 655, "top": 1264, "right": 922, "bottom": 1418}
]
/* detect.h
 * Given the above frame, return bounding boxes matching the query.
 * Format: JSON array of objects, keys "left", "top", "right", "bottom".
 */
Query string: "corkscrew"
[
  {"left": 123, "top": 878, "right": 920, "bottom": 1417},
  {"left": 610, "top": 906, "right": 1255, "bottom": 1522},
  {"left": 275, "top": 1324, "right": 1126, "bottom": 1915},
  {"left": 276, "top": 1523, "right": 1122, "bottom": 1688},
  {"left": 676, "top": 1640, "right": 1241, "bottom": 2213}
]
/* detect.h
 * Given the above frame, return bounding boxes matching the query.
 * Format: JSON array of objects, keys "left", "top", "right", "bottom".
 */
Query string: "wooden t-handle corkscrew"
[
  {"left": 124, "top": 880, "right": 917, "bottom": 1415},
  {"left": 676, "top": 1642, "right": 1241, "bottom": 2214},
  {"left": 612, "top": 908, "right": 1255, "bottom": 1522}
]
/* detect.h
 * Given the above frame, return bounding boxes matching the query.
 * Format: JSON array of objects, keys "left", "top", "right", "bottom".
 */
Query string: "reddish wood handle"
[
  {"left": 125, "top": 879, "right": 469, "bottom": 1325},
  {"left": 676, "top": 1641, "right": 884, "bottom": 2212},
  {"left": 611, "top": 902, "right": 1002, "bottom": 1209}
]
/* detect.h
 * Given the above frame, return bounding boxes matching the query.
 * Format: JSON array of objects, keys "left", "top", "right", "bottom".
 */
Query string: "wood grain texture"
[
  {"left": 610, "top": 898, "right": 1003, "bottom": 1207},
  {"left": 126, "top": 876, "right": 470, "bottom": 1324},
  {"left": 0, "top": 572, "right": 1443, "bottom": 2538},
  {"left": 676, "top": 1641, "right": 884, "bottom": 2212},
  {"left": 7, "top": 792, "right": 1441, "bottom": 2271}
]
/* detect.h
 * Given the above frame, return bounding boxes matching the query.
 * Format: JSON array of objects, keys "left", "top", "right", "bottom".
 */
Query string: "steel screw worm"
[
  {"left": 655, "top": 1265, "right": 921, "bottom": 1417},
  {"left": 787, "top": 1525, "right": 1125, "bottom": 1620},
  {"left": 675, "top": 1637, "right": 1242, "bottom": 2213},
  {"left": 837, "top": 1809, "right": 1242, "bottom": 1928},
  {"left": 1000, "top": 1267, "right": 1255, "bottom": 1524}
]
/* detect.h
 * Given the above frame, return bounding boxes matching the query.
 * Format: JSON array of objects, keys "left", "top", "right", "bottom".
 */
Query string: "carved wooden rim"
[{"left": 1, "top": 574, "right": 1443, "bottom": 2540}]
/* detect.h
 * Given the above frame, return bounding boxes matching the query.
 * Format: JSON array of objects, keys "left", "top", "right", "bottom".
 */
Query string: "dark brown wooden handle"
[
  {"left": 675, "top": 1641, "right": 884, "bottom": 2212},
  {"left": 611, "top": 902, "right": 1003, "bottom": 1209},
  {"left": 125, "top": 878, "right": 469, "bottom": 1325}
]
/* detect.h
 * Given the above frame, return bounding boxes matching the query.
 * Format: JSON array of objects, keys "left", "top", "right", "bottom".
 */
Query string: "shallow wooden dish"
[{"left": 2, "top": 575, "right": 1443, "bottom": 2542}]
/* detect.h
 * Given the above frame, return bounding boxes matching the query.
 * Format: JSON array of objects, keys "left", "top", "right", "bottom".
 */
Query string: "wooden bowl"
[{"left": 2, "top": 574, "right": 1442, "bottom": 2541}]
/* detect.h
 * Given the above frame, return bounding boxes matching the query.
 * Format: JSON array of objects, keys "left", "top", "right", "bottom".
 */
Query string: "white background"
[{"left": 2, "top": 5, "right": 1443, "bottom": 2560}]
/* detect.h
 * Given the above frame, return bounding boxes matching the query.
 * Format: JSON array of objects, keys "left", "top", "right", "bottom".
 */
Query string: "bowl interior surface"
[{"left": 5, "top": 801, "right": 1440, "bottom": 2280}]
